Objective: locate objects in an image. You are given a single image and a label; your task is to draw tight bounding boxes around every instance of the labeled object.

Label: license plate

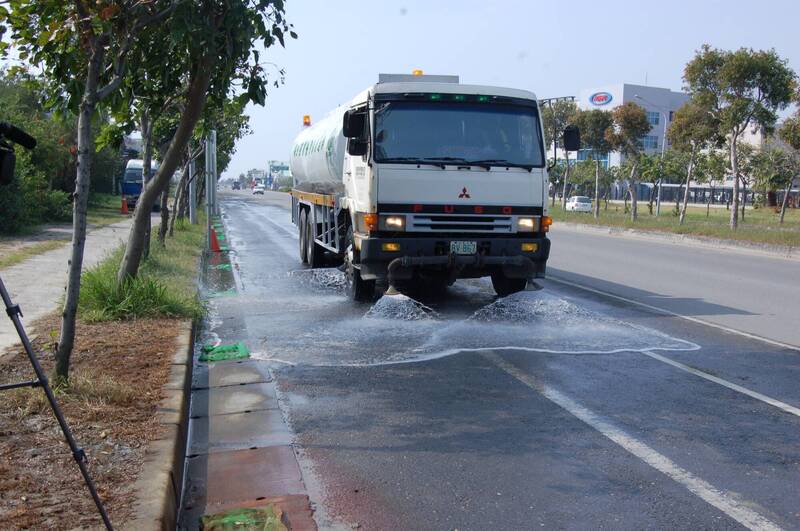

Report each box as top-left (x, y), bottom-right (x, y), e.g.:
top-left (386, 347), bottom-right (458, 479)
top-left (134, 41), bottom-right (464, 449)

top-left (450, 240), bottom-right (477, 255)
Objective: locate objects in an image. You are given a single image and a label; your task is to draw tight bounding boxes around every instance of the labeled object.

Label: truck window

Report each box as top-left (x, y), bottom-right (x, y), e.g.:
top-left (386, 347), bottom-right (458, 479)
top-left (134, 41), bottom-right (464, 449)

top-left (373, 101), bottom-right (545, 167)
top-left (124, 169), bottom-right (143, 183)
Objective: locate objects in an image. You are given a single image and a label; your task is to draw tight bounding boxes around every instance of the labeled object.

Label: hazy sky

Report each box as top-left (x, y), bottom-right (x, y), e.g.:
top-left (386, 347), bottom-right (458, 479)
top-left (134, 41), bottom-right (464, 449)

top-left (224, 0), bottom-right (800, 178)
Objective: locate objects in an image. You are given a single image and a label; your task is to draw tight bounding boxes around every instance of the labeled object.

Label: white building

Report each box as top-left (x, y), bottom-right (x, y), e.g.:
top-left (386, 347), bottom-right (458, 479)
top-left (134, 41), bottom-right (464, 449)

top-left (573, 83), bottom-right (689, 167)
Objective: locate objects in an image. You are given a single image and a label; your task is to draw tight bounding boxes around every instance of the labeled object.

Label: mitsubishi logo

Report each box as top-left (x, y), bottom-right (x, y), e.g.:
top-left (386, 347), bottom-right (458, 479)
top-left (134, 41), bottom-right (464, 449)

top-left (458, 187), bottom-right (471, 199)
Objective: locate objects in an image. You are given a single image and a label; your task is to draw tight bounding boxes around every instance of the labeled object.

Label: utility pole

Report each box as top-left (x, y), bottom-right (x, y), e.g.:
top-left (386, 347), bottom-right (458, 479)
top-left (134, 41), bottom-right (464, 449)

top-left (188, 156), bottom-right (197, 224)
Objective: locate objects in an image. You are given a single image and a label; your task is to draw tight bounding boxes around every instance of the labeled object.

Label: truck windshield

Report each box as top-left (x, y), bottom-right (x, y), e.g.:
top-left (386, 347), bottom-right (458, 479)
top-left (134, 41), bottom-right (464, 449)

top-left (124, 169), bottom-right (143, 183)
top-left (373, 101), bottom-right (545, 168)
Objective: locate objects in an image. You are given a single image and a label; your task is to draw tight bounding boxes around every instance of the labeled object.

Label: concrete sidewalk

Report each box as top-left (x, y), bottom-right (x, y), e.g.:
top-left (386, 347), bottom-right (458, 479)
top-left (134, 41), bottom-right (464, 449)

top-left (0, 218), bottom-right (134, 354)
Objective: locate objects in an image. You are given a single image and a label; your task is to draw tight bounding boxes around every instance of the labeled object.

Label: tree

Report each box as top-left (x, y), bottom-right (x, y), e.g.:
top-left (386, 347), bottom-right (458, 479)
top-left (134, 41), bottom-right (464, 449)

top-left (1, 0), bottom-right (176, 381)
top-left (570, 109), bottom-right (613, 218)
top-left (751, 147), bottom-right (797, 224)
top-left (116, 0), bottom-right (295, 284)
top-left (541, 100), bottom-right (577, 205)
top-left (683, 45), bottom-right (796, 230)
top-left (668, 101), bottom-right (721, 224)
top-left (778, 113), bottom-right (800, 223)
top-left (606, 102), bottom-right (651, 221)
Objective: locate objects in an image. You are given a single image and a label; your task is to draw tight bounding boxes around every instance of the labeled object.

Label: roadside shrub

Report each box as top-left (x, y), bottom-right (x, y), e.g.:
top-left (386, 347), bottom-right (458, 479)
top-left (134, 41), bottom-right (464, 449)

top-left (79, 246), bottom-right (202, 321)
top-left (39, 189), bottom-right (72, 221)
top-left (0, 177), bottom-right (26, 233)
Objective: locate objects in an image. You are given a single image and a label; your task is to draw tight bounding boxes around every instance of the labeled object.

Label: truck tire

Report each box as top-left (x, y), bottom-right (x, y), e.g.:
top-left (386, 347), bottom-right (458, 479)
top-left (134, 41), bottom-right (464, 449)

top-left (491, 273), bottom-right (527, 297)
top-left (298, 208), bottom-right (309, 264)
top-left (306, 214), bottom-right (324, 268)
top-left (344, 226), bottom-right (375, 302)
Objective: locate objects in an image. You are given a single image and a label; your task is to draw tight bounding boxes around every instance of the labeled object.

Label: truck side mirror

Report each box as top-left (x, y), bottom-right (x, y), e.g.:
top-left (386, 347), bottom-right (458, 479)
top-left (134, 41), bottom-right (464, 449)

top-left (563, 125), bottom-right (581, 152)
top-left (343, 110), bottom-right (366, 138)
top-left (347, 139), bottom-right (367, 157)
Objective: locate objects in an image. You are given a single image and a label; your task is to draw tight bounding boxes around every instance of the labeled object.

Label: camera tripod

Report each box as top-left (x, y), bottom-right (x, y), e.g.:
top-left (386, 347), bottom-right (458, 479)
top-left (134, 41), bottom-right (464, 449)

top-left (0, 275), bottom-right (113, 529)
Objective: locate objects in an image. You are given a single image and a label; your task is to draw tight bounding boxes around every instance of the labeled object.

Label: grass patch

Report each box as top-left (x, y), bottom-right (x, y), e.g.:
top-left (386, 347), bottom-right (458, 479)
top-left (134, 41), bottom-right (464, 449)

top-left (78, 216), bottom-right (205, 321)
top-left (550, 202), bottom-right (800, 248)
top-left (87, 193), bottom-right (127, 226)
top-left (0, 240), bottom-right (66, 269)
top-left (7, 370), bottom-right (137, 419)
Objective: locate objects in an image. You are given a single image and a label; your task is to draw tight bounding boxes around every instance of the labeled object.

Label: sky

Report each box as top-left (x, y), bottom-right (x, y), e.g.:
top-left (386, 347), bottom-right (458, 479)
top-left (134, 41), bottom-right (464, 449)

top-left (223, 0), bottom-right (800, 179)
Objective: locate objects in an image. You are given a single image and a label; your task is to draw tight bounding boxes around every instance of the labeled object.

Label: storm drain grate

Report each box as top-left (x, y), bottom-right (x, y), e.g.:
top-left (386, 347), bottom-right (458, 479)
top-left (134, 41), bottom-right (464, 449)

top-left (199, 342), bottom-right (250, 362)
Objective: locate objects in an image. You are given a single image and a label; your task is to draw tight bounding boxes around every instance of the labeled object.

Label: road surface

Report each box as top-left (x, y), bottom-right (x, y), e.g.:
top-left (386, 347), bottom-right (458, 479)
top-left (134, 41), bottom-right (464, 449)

top-left (200, 190), bottom-right (800, 530)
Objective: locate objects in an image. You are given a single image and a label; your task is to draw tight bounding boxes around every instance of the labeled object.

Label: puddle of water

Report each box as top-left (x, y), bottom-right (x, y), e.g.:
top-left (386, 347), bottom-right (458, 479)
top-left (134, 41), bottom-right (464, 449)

top-left (246, 289), bottom-right (698, 368)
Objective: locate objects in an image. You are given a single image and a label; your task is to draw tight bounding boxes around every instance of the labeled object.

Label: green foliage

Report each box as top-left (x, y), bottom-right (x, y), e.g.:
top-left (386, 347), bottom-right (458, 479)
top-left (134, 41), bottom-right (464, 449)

top-left (0, 176), bottom-right (26, 233)
top-left (540, 100), bottom-right (577, 151)
top-left (668, 100), bottom-right (722, 153)
top-left (779, 113), bottom-right (800, 151)
top-left (570, 109), bottom-right (613, 155)
top-left (684, 45), bottom-right (796, 137)
top-left (750, 147), bottom-right (797, 191)
top-left (79, 220), bottom-right (205, 321)
top-left (606, 102), bottom-right (651, 158)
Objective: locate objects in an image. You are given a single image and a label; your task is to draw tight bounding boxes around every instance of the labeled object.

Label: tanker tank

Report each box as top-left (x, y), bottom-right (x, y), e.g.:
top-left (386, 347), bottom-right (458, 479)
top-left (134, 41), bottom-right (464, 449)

top-left (290, 106), bottom-right (347, 195)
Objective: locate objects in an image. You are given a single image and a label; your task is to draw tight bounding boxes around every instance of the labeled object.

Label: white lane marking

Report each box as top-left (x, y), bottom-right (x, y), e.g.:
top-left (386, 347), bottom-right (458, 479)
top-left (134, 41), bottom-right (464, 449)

top-left (548, 275), bottom-right (800, 418)
top-left (484, 352), bottom-right (783, 531)
top-left (643, 351), bottom-right (800, 418)
top-left (548, 275), bottom-right (800, 353)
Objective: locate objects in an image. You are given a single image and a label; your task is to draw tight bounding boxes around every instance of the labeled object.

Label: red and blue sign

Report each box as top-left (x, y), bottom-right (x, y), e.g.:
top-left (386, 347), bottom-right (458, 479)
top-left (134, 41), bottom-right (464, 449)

top-left (589, 92), bottom-right (613, 106)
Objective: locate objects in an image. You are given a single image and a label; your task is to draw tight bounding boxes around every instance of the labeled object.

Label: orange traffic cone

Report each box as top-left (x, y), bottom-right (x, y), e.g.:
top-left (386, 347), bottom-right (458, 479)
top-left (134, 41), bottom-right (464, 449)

top-left (120, 195), bottom-right (129, 214)
top-left (210, 227), bottom-right (222, 252)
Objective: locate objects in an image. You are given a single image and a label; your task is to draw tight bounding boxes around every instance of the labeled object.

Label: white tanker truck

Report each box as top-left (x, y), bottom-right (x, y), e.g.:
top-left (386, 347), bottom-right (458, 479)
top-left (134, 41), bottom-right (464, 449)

top-left (290, 73), bottom-right (579, 301)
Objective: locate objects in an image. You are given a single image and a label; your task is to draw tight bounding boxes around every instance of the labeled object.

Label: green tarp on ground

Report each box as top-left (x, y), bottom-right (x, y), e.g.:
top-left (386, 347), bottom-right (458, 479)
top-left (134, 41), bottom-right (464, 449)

top-left (200, 505), bottom-right (287, 530)
top-left (199, 342), bottom-right (250, 362)
top-left (207, 288), bottom-right (236, 297)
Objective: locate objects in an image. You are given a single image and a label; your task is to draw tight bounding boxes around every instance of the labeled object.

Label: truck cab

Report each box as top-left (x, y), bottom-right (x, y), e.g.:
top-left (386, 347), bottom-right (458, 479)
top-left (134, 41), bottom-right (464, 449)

top-left (291, 73), bottom-right (578, 301)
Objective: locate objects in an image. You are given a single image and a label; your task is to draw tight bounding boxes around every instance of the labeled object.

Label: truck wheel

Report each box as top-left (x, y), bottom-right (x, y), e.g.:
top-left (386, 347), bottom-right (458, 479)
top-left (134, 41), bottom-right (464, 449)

top-left (298, 209), bottom-right (309, 264)
top-left (491, 273), bottom-right (528, 297)
top-left (306, 215), bottom-right (324, 268)
top-left (344, 226), bottom-right (375, 302)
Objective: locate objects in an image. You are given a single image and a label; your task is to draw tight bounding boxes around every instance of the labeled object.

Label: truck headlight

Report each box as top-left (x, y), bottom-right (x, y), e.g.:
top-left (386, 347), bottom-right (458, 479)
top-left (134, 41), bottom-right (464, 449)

top-left (379, 215), bottom-right (405, 231)
top-left (517, 217), bottom-right (538, 232)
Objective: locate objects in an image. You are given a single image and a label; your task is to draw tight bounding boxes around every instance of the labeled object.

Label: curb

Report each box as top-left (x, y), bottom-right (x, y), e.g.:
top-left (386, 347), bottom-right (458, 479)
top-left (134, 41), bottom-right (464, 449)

top-left (126, 320), bottom-right (194, 530)
top-left (553, 220), bottom-right (799, 261)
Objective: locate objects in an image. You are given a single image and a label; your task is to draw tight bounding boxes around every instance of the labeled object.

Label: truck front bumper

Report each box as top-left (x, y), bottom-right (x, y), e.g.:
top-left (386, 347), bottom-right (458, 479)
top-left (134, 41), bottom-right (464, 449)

top-left (358, 235), bottom-right (550, 281)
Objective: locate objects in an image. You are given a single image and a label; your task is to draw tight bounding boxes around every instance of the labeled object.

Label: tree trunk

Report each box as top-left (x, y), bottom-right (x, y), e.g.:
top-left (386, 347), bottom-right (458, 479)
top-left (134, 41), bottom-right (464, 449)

top-left (117, 54), bottom-right (215, 284)
top-left (561, 152), bottom-right (570, 210)
top-left (740, 178), bottom-right (747, 221)
top-left (679, 149), bottom-right (695, 225)
top-left (54, 46), bottom-right (104, 381)
top-left (779, 179), bottom-right (792, 224)
top-left (729, 135), bottom-right (740, 229)
top-left (593, 159), bottom-right (600, 219)
top-left (629, 162), bottom-right (639, 222)
top-left (158, 185), bottom-right (169, 246)
top-left (169, 164), bottom-right (188, 237)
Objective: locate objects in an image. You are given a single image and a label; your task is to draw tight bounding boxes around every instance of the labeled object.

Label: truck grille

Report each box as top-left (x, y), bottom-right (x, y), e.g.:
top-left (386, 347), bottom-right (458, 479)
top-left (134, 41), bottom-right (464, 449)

top-left (408, 214), bottom-right (514, 233)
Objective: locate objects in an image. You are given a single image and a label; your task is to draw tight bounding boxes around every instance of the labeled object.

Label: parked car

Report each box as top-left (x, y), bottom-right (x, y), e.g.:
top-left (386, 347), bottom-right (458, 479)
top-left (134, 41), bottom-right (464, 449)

top-left (566, 196), bottom-right (592, 212)
top-left (253, 184), bottom-right (266, 195)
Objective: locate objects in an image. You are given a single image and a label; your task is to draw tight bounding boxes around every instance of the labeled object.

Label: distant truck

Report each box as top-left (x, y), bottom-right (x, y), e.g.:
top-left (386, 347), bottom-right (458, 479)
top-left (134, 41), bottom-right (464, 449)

top-left (289, 73), bottom-right (579, 301)
top-left (122, 159), bottom-right (160, 209)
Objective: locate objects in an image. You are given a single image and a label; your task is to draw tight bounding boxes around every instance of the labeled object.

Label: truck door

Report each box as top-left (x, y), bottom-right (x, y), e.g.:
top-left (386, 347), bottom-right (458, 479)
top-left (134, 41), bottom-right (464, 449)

top-left (343, 105), bottom-right (372, 213)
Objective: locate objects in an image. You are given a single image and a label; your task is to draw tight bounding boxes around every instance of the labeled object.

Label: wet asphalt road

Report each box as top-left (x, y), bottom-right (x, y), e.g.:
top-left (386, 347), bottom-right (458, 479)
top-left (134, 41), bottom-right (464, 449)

top-left (207, 191), bottom-right (800, 531)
